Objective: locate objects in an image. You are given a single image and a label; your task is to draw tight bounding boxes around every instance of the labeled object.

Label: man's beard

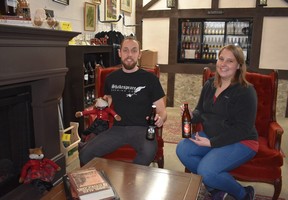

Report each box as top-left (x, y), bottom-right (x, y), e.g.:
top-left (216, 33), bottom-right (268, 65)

top-left (121, 58), bottom-right (138, 70)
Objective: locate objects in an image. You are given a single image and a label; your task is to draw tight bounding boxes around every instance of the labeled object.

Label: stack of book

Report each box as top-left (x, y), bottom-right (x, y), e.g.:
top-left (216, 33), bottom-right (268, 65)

top-left (63, 167), bottom-right (119, 200)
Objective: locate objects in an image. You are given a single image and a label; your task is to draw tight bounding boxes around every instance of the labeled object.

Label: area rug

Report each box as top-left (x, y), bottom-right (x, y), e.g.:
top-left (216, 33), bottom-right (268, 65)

top-left (163, 107), bottom-right (182, 144)
top-left (197, 184), bottom-right (285, 200)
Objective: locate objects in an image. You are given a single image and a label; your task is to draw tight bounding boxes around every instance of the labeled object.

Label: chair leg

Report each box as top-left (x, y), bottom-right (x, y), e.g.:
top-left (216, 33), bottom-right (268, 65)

top-left (272, 177), bottom-right (282, 200)
top-left (157, 157), bottom-right (164, 168)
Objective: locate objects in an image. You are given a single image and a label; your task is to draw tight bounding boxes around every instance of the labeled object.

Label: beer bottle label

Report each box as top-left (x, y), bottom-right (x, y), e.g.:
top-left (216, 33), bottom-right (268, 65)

top-left (182, 121), bottom-right (191, 138)
top-left (146, 125), bottom-right (156, 140)
top-left (183, 122), bottom-right (191, 133)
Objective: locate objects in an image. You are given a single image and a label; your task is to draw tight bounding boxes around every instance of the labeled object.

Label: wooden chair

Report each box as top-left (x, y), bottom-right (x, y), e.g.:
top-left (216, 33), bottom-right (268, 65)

top-left (85, 65), bottom-right (164, 168)
top-left (191, 67), bottom-right (284, 200)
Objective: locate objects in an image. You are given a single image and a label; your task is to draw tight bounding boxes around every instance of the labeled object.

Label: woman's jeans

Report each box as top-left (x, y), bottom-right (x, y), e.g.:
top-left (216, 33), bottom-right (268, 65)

top-left (176, 131), bottom-right (256, 200)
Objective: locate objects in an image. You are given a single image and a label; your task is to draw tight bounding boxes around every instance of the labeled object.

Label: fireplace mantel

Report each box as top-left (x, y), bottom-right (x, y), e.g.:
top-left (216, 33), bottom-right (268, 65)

top-left (0, 24), bottom-right (79, 86)
top-left (0, 24), bottom-right (79, 199)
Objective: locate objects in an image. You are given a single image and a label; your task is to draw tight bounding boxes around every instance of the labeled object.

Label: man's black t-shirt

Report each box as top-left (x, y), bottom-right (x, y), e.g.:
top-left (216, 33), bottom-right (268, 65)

top-left (104, 68), bottom-right (165, 126)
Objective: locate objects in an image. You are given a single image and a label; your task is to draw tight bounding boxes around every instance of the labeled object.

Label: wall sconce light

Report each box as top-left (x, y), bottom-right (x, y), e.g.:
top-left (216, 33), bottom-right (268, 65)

top-left (167, 0), bottom-right (176, 8)
top-left (259, 0), bottom-right (267, 6)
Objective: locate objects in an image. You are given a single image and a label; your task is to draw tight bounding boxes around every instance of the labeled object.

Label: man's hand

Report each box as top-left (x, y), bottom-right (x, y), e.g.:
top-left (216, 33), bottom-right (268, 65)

top-left (154, 114), bottom-right (164, 127)
top-left (146, 114), bottom-right (164, 127)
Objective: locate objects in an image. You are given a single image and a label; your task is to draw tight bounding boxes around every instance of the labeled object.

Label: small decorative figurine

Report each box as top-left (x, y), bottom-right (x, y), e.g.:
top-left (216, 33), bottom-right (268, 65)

top-left (75, 97), bottom-right (121, 142)
top-left (19, 147), bottom-right (61, 193)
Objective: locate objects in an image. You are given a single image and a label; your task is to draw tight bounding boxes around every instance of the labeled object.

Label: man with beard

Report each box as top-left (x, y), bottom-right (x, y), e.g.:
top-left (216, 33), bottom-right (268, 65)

top-left (79, 36), bottom-right (167, 166)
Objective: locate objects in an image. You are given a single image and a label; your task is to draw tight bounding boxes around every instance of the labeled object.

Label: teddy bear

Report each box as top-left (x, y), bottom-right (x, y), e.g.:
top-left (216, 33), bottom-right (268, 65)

top-left (19, 147), bottom-right (61, 193)
top-left (75, 97), bottom-right (121, 143)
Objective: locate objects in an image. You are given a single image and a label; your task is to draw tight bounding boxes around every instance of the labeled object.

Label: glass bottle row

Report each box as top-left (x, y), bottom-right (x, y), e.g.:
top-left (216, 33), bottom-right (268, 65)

top-left (181, 36), bottom-right (249, 51)
top-left (180, 48), bottom-right (216, 60)
top-left (181, 22), bottom-right (202, 36)
top-left (181, 21), bottom-right (250, 37)
top-left (83, 62), bottom-right (95, 86)
top-left (179, 20), bottom-right (251, 62)
top-left (226, 36), bottom-right (249, 49)
top-left (204, 22), bottom-right (225, 35)
top-left (226, 21), bottom-right (250, 35)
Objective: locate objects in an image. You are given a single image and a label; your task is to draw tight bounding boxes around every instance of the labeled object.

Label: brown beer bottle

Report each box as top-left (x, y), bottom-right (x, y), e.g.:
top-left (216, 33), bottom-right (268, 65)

top-left (182, 103), bottom-right (191, 138)
top-left (146, 105), bottom-right (156, 140)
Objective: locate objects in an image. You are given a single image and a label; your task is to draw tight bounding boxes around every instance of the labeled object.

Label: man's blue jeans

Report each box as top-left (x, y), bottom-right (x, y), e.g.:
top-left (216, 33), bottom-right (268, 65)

top-left (176, 131), bottom-right (256, 200)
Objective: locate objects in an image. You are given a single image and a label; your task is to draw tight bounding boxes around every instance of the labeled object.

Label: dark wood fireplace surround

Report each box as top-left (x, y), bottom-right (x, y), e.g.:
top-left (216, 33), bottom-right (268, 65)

top-left (0, 24), bottom-right (78, 199)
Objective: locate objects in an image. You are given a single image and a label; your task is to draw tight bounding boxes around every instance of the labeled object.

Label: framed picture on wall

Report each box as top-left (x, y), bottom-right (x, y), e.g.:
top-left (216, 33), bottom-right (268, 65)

top-left (105, 0), bottom-right (117, 21)
top-left (121, 0), bottom-right (132, 13)
top-left (92, 0), bottom-right (101, 4)
top-left (52, 0), bottom-right (69, 5)
top-left (84, 2), bottom-right (96, 31)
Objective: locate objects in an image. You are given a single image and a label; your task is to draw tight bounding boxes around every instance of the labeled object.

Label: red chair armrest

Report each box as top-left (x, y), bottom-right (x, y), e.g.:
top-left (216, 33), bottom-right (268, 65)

top-left (268, 122), bottom-right (284, 150)
top-left (157, 126), bottom-right (163, 137)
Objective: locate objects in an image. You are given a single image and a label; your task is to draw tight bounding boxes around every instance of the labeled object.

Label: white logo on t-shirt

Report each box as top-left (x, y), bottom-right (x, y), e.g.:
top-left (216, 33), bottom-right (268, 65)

top-left (126, 86), bottom-right (146, 97)
top-left (111, 84), bottom-right (146, 97)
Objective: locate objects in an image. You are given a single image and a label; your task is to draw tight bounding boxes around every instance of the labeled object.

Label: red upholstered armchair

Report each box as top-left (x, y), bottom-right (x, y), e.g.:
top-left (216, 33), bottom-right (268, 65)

top-left (85, 65), bottom-right (164, 168)
top-left (192, 67), bottom-right (284, 200)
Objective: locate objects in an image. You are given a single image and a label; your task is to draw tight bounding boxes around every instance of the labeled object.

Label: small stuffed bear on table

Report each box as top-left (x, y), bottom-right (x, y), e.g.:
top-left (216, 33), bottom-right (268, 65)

top-left (75, 97), bottom-right (121, 143)
top-left (19, 147), bottom-right (61, 194)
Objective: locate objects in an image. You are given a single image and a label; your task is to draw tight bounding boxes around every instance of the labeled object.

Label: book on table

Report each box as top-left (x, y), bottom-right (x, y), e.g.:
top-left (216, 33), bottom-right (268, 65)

top-left (67, 167), bottom-right (119, 200)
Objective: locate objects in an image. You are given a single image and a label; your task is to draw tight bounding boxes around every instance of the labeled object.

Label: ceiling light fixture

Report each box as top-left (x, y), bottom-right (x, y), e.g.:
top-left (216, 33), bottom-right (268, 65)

top-left (167, 0), bottom-right (176, 8)
top-left (259, 0), bottom-right (267, 6)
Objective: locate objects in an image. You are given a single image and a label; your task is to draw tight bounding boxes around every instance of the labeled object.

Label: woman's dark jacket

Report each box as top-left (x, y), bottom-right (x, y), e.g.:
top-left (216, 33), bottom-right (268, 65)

top-left (192, 77), bottom-right (258, 148)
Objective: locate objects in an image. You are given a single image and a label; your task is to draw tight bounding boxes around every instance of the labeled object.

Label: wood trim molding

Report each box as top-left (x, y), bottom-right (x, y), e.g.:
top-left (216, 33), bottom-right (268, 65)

top-left (211, 0), bottom-right (219, 10)
top-left (143, 0), bottom-right (160, 11)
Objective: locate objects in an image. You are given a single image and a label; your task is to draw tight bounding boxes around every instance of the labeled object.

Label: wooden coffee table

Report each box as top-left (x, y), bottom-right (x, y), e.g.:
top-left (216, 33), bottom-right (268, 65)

top-left (41, 157), bottom-right (202, 200)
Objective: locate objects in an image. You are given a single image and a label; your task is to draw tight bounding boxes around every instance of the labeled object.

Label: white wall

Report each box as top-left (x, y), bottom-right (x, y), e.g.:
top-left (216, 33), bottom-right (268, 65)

top-left (219, 0), bottom-right (255, 8)
top-left (260, 17), bottom-right (288, 70)
top-left (3, 0), bottom-right (288, 70)
top-left (27, 0), bottom-right (136, 35)
top-left (142, 0), bottom-right (288, 70)
top-left (142, 18), bottom-right (169, 64)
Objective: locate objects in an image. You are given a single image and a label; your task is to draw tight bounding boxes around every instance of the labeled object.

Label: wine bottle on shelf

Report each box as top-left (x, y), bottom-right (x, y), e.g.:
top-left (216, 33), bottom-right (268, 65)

top-left (195, 23), bottom-right (200, 35)
top-left (182, 41), bottom-right (186, 49)
top-left (185, 41), bottom-right (190, 49)
top-left (186, 25), bottom-right (190, 35)
top-left (212, 50), bottom-right (217, 60)
top-left (195, 48), bottom-right (200, 59)
top-left (99, 54), bottom-right (105, 67)
top-left (195, 42), bottom-right (199, 50)
top-left (91, 89), bottom-right (95, 102)
top-left (190, 23), bottom-right (194, 35)
top-left (87, 62), bottom-right (95, 84)
top-left (204, 23), bottom-right (208, 34)
top-left (83, 64), bottom-right (89, 85)
top-left (182, 22), bottom-right (186, 35)
top-left (85, 90), bottom-right (92, 106)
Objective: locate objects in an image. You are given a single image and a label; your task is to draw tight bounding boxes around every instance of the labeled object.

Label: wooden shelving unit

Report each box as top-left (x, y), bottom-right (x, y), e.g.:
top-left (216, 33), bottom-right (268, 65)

top-left (63, 45), bottom-right (113, 131)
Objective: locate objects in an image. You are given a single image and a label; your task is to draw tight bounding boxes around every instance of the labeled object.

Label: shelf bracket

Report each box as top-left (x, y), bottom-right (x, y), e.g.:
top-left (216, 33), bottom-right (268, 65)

top-left (97, 6), bottom-right (122, 24)
top-left (122, 12), bottom-right (141, 27)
